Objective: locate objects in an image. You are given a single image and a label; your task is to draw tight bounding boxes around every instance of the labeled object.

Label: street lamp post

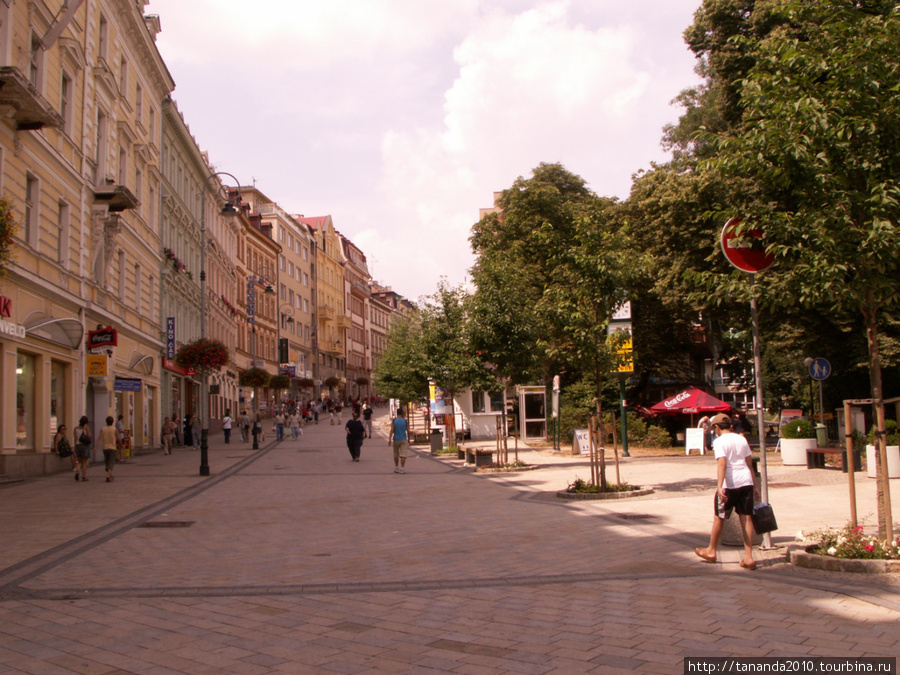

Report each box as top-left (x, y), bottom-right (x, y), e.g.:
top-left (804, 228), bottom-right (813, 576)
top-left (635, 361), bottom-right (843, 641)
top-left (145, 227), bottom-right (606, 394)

top-left (199, 171), bottom-right (241, 477)
top-left (248, 266), bottom-right (275, 449)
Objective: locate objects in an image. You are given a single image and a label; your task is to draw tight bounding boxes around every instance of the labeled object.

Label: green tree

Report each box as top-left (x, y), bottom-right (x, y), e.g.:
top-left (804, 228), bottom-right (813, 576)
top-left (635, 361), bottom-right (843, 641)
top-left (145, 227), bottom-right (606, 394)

top-left (419, 281), bottom-right (498, 448)
top-left (372, 317), bottom-right (430, 406)
top-left (707, 0), bottom-right (900, 536)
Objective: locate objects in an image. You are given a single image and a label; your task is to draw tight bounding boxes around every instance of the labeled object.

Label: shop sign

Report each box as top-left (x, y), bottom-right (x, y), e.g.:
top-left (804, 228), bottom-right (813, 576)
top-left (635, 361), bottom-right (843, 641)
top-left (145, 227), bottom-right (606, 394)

top-left (88, 326), bottom-right (117, 349)
top-left (114, 377), bottom-right (142, 392)
top-left (281, 366), bottom-right (296, 377)
top-left (0, 296), bottom-right (11, 317)
top-left (0, 318), bottom-right (25, 338)
top-left (166, 317), bottom-right (176, 359)
top-left (87, 354), bottom-right (108, 377)
top-left (162, 358), bottom-right (194, 376)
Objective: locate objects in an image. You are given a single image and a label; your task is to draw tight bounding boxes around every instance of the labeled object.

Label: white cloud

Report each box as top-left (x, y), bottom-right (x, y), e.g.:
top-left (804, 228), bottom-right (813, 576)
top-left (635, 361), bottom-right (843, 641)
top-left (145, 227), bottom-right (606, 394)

top-left (145, 0), bottom-right (703, 301)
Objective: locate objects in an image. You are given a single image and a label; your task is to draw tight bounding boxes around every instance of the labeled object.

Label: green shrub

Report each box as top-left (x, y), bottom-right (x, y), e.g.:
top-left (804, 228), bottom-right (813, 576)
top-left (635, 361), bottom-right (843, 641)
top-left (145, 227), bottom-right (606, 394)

top-left (643, 426), bottom-right (672, 448)
top-left (867, 419), bottom-right (899, 446)
top-left (781, 419), bottom-right (815, 439)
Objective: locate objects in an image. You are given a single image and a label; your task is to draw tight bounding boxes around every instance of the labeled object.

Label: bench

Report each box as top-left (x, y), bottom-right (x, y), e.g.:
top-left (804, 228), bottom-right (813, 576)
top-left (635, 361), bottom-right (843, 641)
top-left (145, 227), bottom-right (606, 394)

top-left (806, 447), bottom-right (862, 473)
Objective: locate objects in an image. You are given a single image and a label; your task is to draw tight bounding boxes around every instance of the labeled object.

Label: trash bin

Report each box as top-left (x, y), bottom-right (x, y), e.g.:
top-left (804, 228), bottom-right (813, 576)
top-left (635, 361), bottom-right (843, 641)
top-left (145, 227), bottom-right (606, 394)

top-left (430, 428), bottom-right (443, 452)
top-left (815, 423), bottom-right (827, 447)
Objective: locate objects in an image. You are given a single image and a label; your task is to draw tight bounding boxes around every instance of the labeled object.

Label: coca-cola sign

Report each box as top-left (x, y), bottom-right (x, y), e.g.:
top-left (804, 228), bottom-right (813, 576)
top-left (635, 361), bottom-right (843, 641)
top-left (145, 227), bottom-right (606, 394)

top-left (88, 327), bottom-right (118, 349)
top-left (664, 391), bottom-right (691, 408)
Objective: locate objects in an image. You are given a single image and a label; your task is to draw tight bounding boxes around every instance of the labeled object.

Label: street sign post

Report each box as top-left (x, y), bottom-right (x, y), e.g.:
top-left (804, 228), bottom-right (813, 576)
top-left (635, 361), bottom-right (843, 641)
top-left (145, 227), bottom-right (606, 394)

top-left (721, 216), bottom-right (774, 547)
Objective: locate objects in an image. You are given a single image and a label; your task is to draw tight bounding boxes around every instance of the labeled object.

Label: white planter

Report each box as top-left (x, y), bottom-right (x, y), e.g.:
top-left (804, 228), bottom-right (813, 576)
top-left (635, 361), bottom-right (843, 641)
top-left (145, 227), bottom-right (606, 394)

top-left (780, 438), bottom-right (817, 466)
top-left (865, 444), bottom-right (900, 479)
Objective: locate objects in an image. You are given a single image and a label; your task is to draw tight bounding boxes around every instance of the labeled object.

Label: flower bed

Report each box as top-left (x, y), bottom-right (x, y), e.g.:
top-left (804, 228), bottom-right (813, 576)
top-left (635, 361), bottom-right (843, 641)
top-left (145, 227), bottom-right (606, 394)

top-left (791, 524), bottom-right (900, 574)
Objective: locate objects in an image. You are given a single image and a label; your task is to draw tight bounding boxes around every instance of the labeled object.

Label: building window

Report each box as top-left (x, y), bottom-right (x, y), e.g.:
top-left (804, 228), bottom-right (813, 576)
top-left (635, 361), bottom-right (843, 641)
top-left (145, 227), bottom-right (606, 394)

top-left (489, 391), bottom-right (504, 413)
top-left (119, 57), bottom-right (128, 98)
top-left (95, 111), bottom-right (108, 184)
top-left (24, 174), bottom-right (38, 248)
top-left (118, 146), bottom-right (127, 185)
top-left (135, 84), bottom-right (143, 125)
top-left (50, 361), bottom-right (67, 436)
top-left (472, 391), bottom-right (485, 414)
top-left (16, 353), bottom-right (35, 449)
top-left (98, 16), bottom-right (108, 61)
top-left (118, 250), bottom-right (126, 301)
top-left (134, 263), bottom-right (142, 314)
top-left (29, 34), bottom-right (43, 90)
top-left (60, 72), bottom-right (73, 134)
top-left (57, 201), bottom-right (70, 265)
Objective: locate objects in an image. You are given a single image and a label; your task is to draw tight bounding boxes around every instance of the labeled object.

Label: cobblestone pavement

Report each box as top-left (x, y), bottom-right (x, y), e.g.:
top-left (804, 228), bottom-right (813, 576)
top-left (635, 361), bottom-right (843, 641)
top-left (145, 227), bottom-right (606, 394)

top-left (1, 413), bottom-right (898, 674)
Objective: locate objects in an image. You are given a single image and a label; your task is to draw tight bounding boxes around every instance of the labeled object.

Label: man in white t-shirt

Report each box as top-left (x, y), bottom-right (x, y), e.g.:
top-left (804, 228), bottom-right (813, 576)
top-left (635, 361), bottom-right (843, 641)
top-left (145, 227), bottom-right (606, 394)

top-left (694, 413), bottom-right (760, 570)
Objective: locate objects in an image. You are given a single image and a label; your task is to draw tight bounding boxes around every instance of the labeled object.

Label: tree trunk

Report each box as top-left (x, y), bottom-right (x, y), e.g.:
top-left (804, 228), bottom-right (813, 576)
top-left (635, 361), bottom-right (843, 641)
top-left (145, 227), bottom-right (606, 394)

top-left (862, 299), bottom-right (893, 539)
top-left (596, 360), bottom-right (606, 491)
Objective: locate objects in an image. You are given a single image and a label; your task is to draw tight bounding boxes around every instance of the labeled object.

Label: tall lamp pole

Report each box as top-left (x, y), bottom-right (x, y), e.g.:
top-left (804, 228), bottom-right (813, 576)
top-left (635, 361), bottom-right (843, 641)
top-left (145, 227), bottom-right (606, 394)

top-left (199, 171), bottom-right (241, 477)
top-left (248, 265), bottom-right (275, 449)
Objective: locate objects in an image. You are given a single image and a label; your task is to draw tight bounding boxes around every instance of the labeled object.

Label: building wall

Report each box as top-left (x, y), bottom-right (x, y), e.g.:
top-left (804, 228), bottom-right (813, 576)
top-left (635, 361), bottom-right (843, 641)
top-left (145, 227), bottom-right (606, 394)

top-left (0, 0), bottom-right (174, 477)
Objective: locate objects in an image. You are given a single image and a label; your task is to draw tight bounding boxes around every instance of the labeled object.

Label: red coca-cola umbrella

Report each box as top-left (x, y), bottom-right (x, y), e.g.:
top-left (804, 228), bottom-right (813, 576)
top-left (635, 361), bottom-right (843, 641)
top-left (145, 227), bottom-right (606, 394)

top-left (649, 387), bottom-right (731, 416)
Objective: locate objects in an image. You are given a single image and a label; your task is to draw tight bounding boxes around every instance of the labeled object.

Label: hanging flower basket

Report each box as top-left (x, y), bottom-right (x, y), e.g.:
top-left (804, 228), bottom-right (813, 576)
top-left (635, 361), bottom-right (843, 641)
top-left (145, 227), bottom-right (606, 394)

top-left (269, 374), bottom-right (291, 390)
top-left (355, 376), bottom-right (369, 385)
top-left (174, 338), bottom-right (229, 373)
top-left (239, 367), bottom-right (270, 388)
top-left (324, 376), bottom-right (341, 388)
top-left (296, 377), bottom-right (315, 388)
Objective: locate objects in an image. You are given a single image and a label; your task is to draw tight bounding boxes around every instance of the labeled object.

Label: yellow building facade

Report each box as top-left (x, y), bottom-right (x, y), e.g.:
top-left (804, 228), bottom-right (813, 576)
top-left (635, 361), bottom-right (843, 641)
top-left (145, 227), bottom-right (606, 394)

top-left (0, 0), bottom-right (173, 477)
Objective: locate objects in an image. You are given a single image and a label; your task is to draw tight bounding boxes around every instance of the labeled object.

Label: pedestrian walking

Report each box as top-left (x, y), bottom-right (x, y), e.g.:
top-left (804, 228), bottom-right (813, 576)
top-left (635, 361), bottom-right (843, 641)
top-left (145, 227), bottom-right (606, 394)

top-left (222, 410), bottom-right (233, 443)
top-left (313, 402), bottom-right (320, 424)
top-left (345, 410), bottom-right (365, 462)
top-left (694, 413), bottom-right (760, 570)
top-left (289, 411), bottom-right (302, 440)
top-left (54, 424), bottom-right (76, 477)
top-left (274, 410), bottom-right (285, 441)
top-left (74, 416), bottom-right (92, 481)
top-left (183, 414), bottom-right (193, 446)
top-left (363, 404), bottom-right (373, 439)
top-left (115, 414), bottom-right (126, 463)
top-left (191, 413), bottom-right (202, 447)
top-left (388, 408), bottom-right (409, 474)
top-left (239, 410), bottom-right (250, 443)
top-left (95, 416), bottom-right (118, 483)
top-left (161, 417), bottom-right (175, 455)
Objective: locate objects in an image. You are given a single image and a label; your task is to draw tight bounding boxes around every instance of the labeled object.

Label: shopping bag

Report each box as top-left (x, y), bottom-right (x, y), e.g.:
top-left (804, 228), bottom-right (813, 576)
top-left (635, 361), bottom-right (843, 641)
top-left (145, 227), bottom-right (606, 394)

top-left (751, 503), bottom-right (778, 534)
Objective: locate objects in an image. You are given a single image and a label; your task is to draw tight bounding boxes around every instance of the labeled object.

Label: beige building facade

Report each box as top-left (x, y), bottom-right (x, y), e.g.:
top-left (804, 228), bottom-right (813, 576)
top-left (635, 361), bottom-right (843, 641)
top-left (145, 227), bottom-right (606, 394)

top-left (0, 0), bottom-right (173, 477)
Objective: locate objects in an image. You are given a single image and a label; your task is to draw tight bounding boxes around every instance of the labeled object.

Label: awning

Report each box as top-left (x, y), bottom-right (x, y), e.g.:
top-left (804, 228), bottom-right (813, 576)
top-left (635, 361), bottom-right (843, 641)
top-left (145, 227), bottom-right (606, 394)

top-left (649, 387), bottom-right (731, 415)
top-left (129, 353), bottom-right (154, 376)
top-left (22, 314), bottom-right (83, 349)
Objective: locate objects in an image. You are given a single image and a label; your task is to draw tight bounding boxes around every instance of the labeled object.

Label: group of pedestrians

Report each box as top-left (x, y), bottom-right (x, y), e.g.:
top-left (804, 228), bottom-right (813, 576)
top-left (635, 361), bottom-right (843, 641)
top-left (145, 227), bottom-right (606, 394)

top-left (52, 414), bottom-right (126, 483)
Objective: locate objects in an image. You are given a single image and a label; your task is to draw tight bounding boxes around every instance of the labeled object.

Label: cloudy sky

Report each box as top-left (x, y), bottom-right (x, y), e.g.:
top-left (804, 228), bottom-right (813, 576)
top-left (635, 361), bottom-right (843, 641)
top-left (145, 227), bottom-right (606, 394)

top-left (145, 0), bottom-right (704, 301)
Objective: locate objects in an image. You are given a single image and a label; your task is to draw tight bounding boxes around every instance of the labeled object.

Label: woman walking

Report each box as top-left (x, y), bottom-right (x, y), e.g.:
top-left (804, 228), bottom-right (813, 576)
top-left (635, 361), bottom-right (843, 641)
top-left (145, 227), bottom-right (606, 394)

top-left (74, 416), bottom-right (92, 481)
top-left (95, 416), bottom-right (119, 483)
top-left (54, 424), bottom-right (76, 478)
top-left (162, 417), bottom-right (176, 454)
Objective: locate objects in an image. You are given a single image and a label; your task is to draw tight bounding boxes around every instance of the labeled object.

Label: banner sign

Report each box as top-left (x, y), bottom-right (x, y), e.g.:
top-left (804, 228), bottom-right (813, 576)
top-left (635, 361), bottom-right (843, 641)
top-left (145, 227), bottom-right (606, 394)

top-left (114, 377), bottom-right (142, 392)
top-left (166, 317), bottom-right (176, 359)
top-left (88, 326), bottom-right (117, 349)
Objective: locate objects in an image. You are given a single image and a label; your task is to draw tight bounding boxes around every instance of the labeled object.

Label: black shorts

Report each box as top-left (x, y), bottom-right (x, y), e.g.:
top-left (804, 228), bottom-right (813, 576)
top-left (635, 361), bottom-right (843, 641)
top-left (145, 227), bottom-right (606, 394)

top-left (714, 484), bottom-right (754, 519)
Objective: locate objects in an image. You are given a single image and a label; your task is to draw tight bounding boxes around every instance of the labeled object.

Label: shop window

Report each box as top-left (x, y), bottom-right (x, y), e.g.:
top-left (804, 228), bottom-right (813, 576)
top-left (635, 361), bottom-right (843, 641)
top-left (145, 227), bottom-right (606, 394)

top-left (472, 390), bottom-right (485, 413)
top-left (16, 353), bottom-right (35, 450)
top-left (50, 361), bottom-right (66, 436)
top-left (489, 391), bottom-right (504, 413)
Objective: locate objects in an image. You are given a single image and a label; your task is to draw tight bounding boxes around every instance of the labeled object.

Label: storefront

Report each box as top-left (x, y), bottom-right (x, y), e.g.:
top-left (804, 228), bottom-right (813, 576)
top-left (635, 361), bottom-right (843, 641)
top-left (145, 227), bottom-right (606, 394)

top-left (1, 293), bottom-right (83, 479)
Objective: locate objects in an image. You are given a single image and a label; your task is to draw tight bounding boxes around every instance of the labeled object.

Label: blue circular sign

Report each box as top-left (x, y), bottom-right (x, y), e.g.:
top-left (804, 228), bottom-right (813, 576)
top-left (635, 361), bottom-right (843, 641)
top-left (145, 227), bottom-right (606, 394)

top-left (808, 358), bottom-right (832, 381)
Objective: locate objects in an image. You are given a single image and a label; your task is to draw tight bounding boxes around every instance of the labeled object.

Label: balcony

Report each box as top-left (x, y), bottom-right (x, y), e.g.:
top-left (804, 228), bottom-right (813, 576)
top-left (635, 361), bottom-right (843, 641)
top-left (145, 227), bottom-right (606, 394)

top-left (0, 67), bottom-right (64, 130)
top-left (318, 306), bottom-right (335, 321)
top-left (337, 315), bottom-right (351, 330)
top-left (350, 279), bottom-right (370, 298)
top-left (93, 182), bottom-right (139, 212)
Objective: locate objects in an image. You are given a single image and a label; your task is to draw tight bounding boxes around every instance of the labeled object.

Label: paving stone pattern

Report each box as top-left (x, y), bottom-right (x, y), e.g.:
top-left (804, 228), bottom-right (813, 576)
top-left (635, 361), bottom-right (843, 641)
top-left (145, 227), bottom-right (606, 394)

top-left (1, 412), bottom-right (899, 674)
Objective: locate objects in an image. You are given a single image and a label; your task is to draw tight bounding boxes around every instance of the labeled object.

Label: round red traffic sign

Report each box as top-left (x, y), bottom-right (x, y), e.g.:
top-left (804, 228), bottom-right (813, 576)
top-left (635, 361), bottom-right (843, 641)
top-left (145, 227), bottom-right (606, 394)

top-left (720, 217), bottom-right (774, 273)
